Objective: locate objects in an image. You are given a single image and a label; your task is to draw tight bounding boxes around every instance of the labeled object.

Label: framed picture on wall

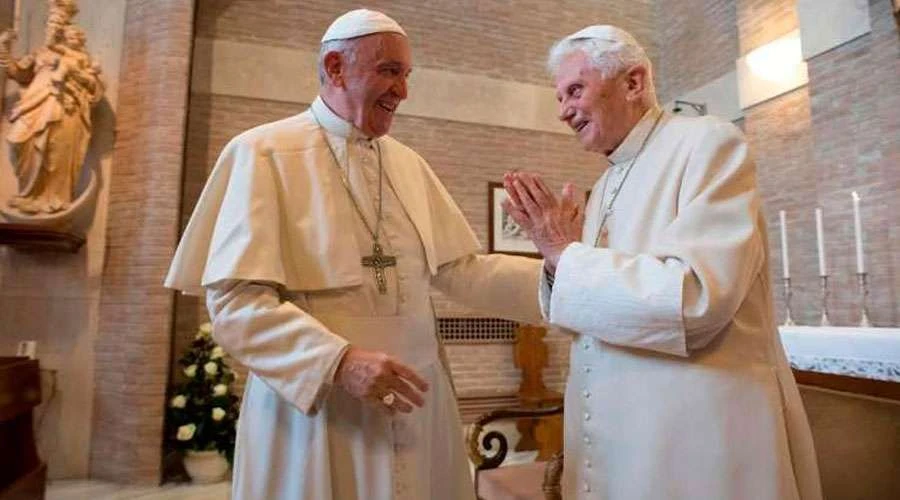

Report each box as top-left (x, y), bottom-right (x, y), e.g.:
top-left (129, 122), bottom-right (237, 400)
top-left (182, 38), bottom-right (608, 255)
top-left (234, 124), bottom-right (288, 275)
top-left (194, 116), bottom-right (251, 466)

top-left (487, 181), bottom-right (541, 258)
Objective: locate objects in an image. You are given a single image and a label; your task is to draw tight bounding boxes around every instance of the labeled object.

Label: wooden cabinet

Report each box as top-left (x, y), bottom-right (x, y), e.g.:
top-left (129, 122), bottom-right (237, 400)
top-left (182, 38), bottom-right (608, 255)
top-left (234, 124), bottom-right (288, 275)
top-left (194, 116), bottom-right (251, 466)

top-left (0, 357), bottom-right (45, 500)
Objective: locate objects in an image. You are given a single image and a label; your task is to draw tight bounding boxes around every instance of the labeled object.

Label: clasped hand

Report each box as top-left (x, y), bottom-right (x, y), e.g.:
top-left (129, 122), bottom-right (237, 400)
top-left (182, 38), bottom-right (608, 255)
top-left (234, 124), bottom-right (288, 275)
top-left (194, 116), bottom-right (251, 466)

top-left (335, 347), bottom-right (428, 414)
top-left (502, 172), bottom-right (584, 272)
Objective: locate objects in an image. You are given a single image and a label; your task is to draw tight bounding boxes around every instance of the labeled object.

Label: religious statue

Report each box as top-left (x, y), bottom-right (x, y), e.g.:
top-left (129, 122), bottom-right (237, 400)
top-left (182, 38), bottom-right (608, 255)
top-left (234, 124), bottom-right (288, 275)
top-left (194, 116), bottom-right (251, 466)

top-left (0, 0), bottom-right (103, 223)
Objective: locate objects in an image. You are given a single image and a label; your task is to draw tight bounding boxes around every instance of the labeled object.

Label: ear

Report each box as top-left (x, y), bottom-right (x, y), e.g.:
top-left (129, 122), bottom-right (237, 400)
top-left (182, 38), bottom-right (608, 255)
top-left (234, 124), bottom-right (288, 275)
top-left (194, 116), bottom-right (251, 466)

top-left (622, 65), bottom-right (648, 102)
top-left (322, 51), bottom-right (345, 87)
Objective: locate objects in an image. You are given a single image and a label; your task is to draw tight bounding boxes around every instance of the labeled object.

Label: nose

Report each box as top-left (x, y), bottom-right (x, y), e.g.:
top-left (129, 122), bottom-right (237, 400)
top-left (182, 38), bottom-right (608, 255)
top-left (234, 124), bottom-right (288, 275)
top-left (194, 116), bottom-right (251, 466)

top-left (558, 100), bottom-right (574, 122)
top-left (393, 76), bottom-right (408, 100)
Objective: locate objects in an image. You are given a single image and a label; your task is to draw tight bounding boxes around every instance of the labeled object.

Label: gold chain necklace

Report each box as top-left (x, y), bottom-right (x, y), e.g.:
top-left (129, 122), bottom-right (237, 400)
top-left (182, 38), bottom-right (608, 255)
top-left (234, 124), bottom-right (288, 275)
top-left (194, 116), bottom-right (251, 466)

top-left (593, 110), bottom-right (664, 247)
top-left (311, 108), bottom-right (396, 294)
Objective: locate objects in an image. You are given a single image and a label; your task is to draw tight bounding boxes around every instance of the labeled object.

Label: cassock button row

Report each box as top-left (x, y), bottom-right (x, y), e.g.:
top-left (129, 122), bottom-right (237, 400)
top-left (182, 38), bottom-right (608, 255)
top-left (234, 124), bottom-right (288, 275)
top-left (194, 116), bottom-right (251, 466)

top-left (585, 459), bottom-right (592, 469)
top-left (583, 482), bottom-right (591, 493)
top-left (583, 342), bottom-right (590, 350)
top-left (583, 435), bottom-right (591, 445)
top-left (583, 390), bottom-right (591, 398)
top-left (584, 412), bottom-right (590, 421)
top-left (584, 366), bottom-right (591, 374)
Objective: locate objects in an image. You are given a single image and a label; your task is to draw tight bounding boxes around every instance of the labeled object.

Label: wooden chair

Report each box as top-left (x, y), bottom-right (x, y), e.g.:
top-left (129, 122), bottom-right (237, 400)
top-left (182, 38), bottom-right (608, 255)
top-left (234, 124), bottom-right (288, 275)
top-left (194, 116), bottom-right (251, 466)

top-left (512, 325), bottom-right (562, 455)
top-left (467, 406), bottom-right (564, 500)
top-left (467, 324), bottom-right (565, 500)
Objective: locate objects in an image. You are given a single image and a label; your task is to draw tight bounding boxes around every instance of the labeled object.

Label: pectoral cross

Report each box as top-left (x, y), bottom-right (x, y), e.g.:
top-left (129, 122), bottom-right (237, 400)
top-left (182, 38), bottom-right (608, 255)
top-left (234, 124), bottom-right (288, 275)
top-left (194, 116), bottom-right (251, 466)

top-left (361, 242), bottom-right (396, 294)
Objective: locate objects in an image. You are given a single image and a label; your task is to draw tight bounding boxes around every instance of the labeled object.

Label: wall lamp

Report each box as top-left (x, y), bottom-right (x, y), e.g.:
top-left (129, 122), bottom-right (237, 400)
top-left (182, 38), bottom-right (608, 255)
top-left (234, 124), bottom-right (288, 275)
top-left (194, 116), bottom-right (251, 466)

top-left (672, 100), bottom-right (708, 115)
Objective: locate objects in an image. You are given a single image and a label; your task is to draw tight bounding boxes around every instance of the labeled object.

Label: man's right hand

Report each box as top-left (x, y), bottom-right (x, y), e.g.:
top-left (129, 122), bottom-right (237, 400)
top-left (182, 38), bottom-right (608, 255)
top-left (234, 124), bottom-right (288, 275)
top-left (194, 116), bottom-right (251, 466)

top-left (335, 346), bottom-right (429, 414)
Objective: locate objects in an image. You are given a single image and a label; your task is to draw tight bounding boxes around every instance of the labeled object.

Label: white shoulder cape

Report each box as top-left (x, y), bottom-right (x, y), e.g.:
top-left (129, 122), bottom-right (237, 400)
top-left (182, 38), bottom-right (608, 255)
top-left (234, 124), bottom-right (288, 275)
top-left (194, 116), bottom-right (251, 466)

top-left (165, 110), bottom-right (480, 296)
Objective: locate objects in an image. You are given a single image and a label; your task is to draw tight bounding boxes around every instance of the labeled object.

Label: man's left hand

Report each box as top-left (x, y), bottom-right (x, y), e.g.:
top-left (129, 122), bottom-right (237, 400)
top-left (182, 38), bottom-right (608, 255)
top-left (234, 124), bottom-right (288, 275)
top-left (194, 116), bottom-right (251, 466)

top-left (501, 172), bottom-right (583, 272)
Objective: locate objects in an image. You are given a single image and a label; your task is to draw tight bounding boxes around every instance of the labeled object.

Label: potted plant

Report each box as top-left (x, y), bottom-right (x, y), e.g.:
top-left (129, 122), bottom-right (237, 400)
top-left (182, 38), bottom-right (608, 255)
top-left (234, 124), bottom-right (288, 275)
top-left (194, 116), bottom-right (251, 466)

top-left (166, 322), bottom-right (240, 483)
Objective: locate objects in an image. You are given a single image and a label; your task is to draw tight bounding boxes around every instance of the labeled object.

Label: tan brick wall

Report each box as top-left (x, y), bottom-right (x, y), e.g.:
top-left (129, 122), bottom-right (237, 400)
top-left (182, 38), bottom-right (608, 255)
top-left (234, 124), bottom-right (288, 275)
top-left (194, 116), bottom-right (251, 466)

top-left (196, 0), bottom-right (658, 87)
top-left (91, 0), bottom-right (195, 484)
top-left (737, 0), bottom-right (799, 54)
top-left (655, 0), bottom-right (739, 102)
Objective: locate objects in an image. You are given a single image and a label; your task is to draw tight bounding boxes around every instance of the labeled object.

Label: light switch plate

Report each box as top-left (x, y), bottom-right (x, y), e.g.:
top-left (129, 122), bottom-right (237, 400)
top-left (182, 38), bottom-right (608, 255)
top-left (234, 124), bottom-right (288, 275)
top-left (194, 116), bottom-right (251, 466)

top-left (16, 340), bottom-right (37, 360)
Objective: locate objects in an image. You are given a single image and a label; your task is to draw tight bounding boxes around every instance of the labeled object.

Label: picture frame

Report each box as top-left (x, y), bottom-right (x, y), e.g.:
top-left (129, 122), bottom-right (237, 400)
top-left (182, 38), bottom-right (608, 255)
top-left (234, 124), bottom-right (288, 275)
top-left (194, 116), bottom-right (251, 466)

top-left (487, 181), bottom-right (542, 258)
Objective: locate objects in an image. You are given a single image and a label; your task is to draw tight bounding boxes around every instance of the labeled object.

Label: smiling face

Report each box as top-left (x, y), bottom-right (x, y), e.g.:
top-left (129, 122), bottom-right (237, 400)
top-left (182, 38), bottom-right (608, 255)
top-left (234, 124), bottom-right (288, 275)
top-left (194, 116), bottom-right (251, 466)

top-left (321, 32), bottom-right (412, 138)
top-left (554, 51), bottom-right (648, 155)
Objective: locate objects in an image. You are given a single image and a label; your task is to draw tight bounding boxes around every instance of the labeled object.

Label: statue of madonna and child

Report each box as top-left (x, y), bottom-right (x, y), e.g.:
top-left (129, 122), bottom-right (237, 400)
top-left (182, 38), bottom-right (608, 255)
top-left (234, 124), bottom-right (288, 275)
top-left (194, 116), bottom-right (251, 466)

top-left (0, 0), bottom-right (103, 229)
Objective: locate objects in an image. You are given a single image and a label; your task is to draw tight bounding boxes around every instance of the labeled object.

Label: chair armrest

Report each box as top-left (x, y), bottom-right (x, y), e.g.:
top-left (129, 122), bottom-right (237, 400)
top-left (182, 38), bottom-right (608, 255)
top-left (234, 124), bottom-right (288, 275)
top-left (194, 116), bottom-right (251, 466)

top-left (466, 405), bottom-right (563, 470)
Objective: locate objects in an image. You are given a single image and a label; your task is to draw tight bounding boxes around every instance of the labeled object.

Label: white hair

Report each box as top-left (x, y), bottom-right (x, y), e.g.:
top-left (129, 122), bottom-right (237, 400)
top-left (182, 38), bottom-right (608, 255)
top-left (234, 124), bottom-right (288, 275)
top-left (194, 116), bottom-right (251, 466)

top-left (318, 38), bottom-right (358, 85)
top-left (547, 25), bottom-right (657, 104)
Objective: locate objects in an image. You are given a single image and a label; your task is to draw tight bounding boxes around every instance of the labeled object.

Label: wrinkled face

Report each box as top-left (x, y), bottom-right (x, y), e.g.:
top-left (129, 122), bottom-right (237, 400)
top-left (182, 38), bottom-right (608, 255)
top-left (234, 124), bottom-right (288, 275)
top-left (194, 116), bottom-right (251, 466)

top-left (555, 51), bottom-right (633, 155)
top-left (335, 33), bottom-right (412, 138)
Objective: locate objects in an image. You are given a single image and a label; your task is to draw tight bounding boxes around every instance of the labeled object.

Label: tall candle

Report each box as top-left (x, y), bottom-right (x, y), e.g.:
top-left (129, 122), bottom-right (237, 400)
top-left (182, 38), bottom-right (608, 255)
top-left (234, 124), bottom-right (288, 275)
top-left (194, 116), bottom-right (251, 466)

top-left (815, 208), bottom-right (827, 276)
top-left (779, 210), bottom-right (790, 279)
top-left (852, 192), bottom-right (865, 274)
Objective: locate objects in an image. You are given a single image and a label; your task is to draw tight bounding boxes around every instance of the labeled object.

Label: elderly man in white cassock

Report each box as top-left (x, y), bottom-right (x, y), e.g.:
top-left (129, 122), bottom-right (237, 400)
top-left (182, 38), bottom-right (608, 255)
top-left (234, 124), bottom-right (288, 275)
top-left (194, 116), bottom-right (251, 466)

top-left (165, 9), bottom-right (543, 500)
top-left (503, 25), bottom-right (823, 500)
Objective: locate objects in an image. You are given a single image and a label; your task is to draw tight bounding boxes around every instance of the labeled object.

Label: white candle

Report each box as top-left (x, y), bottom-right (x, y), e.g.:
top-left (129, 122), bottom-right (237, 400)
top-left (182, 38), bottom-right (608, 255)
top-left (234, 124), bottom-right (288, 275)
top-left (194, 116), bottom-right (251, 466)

top-left (779, 210), bottom-right (790, 279)
top-left (852, 191), bottom-right (865, 274)
top-left (815, 208), bottom-right (827, 276)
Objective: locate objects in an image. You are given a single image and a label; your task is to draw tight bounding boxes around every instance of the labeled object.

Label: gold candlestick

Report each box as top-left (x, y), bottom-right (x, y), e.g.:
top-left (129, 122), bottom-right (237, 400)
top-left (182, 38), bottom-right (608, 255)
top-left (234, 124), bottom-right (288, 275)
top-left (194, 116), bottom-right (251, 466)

top-left (856, 272), bottom-right (872, 328)
top-left (819, 275), bottom-right (831, 327)
top-left (782, 277), bottom-right (795, 326)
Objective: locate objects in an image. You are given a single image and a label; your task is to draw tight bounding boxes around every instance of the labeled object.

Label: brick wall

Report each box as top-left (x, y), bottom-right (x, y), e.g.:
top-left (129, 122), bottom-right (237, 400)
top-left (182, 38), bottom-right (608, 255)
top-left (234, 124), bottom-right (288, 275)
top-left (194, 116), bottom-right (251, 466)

top-left (91, 0), bottom-right (194, 483)
top-left (654, 0), bottom-right (739, 103)
top-left (738, 0), bottom-right (799, 54)
top-left (195, 0), bottom-right (657, 87)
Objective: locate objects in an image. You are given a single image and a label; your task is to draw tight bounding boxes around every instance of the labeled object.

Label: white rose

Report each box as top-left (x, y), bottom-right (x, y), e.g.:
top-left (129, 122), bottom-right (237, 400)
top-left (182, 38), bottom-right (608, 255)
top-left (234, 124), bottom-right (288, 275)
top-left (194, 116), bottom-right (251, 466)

top-left (183, 364), bottom-right (197, 378)
top-left (170, 395), bottom-right (187, 408)
top-left (196, 322), bottom-right (213, 339)
top-left (210, 346), bottom-right (224, 360)
top-left (204, 361), bottom-right (218, 376)
top-left (176, 423), bottom-right (196, 441)
top-left (213, 384), bottom-right (227, 397)
top-left (211, 407), bottom-right (226, 421)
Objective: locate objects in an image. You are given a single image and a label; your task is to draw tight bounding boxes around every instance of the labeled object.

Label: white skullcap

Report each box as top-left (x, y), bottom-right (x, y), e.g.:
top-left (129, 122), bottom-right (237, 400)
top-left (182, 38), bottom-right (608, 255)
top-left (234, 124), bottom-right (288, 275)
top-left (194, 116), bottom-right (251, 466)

top-left (564, 25), bottom-right (640, 46)
top-left (321, 9), bottom-right (407, 42)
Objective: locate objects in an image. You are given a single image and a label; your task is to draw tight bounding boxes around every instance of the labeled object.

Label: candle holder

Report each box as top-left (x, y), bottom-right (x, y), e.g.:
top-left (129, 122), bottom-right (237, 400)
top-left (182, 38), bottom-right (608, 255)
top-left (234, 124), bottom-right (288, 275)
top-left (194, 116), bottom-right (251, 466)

top-left (856, 272), bottom-right (872, 328)
top-left (781, 277), bottom-right (795, 326)
top-left (818, 275), bottom-right (831, 327)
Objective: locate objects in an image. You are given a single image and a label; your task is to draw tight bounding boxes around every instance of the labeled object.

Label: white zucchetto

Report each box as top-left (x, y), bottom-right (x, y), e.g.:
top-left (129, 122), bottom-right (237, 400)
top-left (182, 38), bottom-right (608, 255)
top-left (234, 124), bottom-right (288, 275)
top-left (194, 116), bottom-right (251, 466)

top-left (321, 9), bottom-right (407, 42)
top-left (564, 24), bottom-right (639, 46)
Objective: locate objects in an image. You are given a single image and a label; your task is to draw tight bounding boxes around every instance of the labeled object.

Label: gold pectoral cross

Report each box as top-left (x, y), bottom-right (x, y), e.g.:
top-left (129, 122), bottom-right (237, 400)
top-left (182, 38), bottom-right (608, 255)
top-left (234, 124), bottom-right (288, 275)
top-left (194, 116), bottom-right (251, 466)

top-left (361, 242), bottom-right (397, 294)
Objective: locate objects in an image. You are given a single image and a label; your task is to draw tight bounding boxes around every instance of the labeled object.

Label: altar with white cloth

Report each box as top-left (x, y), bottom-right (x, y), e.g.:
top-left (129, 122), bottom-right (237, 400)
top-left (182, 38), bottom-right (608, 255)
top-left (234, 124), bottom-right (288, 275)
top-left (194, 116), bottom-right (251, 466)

top-left (780, 326), bottom-right (900, 382)
top-left (776, 326), bottom-right (900, 499)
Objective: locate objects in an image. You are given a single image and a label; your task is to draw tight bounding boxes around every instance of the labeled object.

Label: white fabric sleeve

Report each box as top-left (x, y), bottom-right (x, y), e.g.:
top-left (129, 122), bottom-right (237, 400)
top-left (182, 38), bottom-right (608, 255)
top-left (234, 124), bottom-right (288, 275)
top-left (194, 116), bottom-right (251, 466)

top-left (431, 254), bottom-right (543, 325)
top-left (205, 279), bottom-right (350, 415)
top-left (549, 122), bottom-right (763, 356)
top-left (538, 263), bottom-right (554, 320)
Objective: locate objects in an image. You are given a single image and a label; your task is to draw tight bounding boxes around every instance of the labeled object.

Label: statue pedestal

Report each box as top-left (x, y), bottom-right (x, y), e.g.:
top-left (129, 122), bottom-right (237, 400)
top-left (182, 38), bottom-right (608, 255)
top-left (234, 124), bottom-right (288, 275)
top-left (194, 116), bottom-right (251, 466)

top-left (0, 223), bottom-right (85, 252)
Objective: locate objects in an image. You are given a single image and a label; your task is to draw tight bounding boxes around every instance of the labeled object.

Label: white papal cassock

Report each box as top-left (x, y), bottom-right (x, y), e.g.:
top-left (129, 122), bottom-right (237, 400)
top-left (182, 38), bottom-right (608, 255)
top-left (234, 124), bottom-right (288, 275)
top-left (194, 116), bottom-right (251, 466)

top-left (541, 107), bottom-right (823, 500)
top-left (166, 97), bottom-right (542, 499)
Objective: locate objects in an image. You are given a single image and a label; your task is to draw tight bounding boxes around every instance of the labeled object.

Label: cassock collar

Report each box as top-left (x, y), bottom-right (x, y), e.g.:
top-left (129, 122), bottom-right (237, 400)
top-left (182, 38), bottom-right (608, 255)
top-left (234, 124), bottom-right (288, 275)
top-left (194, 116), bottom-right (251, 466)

top-left (606, 104), bottom-right (663, 166)
top-left (311, 96), bottom-right (378, 146)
